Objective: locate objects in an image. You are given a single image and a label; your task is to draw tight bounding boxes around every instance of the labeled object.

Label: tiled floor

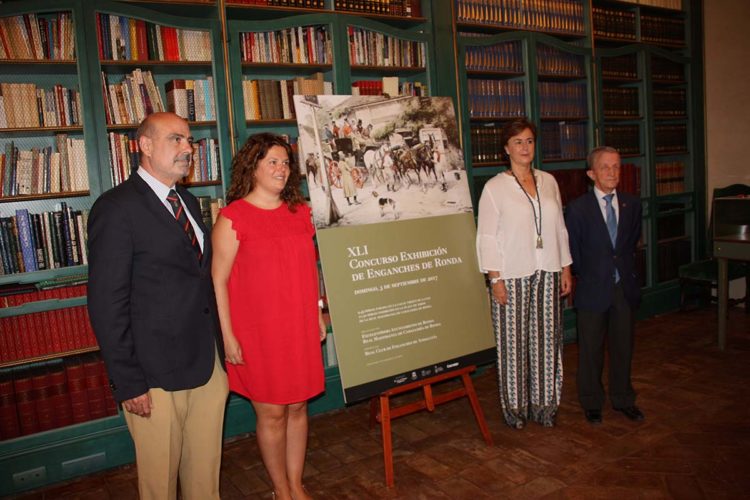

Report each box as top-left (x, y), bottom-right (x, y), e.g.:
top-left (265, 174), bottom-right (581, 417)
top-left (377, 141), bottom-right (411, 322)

top-left (13, 306), bottom-right (750, 499)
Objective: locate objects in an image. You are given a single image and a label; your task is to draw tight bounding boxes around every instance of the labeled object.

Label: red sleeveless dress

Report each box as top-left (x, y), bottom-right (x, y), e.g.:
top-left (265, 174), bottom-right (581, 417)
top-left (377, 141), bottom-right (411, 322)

top-left (221, 200), bottom-right (324, 404)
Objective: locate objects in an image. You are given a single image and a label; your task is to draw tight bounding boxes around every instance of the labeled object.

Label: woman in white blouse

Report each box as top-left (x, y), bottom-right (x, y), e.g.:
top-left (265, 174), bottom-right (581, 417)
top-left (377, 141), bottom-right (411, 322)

top-left (476, 118), bottom-right (572, 428)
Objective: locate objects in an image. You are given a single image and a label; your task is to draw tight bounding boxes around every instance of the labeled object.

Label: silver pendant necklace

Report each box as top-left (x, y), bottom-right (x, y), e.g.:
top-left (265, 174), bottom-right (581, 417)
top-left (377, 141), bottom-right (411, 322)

top-left (510, 169), bottom-right (543, 249)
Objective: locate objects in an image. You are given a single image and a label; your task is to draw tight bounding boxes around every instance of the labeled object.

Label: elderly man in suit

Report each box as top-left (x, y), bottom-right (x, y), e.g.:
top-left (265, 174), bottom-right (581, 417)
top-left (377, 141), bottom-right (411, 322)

top-left (565, 146), bottom-right (644, 425)
top-left (87, 112), bottom-right (228, 499)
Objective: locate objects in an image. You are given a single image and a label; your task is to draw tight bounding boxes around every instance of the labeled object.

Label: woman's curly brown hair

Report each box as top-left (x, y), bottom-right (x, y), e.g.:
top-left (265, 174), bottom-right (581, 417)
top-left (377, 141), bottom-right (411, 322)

top-left (225, 133), bottom-right (305, 210)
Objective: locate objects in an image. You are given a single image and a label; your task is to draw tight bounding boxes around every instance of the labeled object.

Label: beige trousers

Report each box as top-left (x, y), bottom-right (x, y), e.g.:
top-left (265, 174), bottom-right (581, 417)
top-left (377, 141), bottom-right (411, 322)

top-left (124, 353), bottom-right (228, 500)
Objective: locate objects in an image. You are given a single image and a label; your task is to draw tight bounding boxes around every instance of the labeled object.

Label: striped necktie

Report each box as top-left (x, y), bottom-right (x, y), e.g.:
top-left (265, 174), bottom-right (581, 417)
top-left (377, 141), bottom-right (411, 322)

top-left (166, 189), bottom-right (202, 261)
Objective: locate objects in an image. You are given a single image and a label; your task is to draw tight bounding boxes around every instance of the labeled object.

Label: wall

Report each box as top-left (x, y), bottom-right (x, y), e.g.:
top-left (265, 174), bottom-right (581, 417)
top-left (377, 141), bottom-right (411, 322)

top-left (703, 0), bottom-right (750, 298)
top-left (704, 0), bottom-right (750, 199)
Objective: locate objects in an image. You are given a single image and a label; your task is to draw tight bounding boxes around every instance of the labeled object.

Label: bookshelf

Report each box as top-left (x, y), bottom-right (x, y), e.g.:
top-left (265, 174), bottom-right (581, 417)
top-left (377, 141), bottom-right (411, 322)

top-left (592, 0), bottom-right (697, 295)
top-left (448, 0), bottom-right (702, 316)
top-left (455, 30), bottom-right (594, 217)
top-left (0, 0), bottom-right (705, 495)
top-left (0, 0), bottom-right (234, 496)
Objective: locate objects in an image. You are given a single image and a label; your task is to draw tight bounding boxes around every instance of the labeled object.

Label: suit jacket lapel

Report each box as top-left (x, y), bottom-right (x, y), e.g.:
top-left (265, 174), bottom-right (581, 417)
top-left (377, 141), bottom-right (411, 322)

top-left (616, 195), bottom-right (631, 251)
top-left (585, 191), bottom-right (613, 249)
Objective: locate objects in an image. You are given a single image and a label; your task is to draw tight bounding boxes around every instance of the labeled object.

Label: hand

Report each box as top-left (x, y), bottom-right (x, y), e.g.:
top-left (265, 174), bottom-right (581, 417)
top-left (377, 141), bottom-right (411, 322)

top-left (560, 266), bottom-right (572, 297)
top-left (123, 393), bottom-right (153, 417)
top-left (319, 312), bottom-right (328, 342)
top-left (491, 280), bottom-right (508, 305)
top-left (224, 335), bottom-right (244, 365)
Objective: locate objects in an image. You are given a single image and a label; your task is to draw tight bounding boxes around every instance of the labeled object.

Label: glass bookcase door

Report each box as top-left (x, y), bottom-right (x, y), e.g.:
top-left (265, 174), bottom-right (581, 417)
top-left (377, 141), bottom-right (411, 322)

top-left (456, 32), bottom-right (529, 203)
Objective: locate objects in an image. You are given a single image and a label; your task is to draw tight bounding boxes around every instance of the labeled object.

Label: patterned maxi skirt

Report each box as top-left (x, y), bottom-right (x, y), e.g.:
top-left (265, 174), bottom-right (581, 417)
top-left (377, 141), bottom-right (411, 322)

top-left (491, 269), bottom-right (563, 428)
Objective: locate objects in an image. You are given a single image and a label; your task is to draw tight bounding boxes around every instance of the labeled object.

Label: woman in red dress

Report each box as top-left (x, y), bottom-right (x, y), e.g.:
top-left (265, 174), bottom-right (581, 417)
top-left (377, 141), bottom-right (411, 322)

top-left (212, 133), bottom-right (326, 500)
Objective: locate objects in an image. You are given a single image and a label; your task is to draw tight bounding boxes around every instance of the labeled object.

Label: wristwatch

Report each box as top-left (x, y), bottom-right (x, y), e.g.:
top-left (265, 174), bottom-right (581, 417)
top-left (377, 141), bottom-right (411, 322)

top-left (489, 276), bottom-right (502, 285)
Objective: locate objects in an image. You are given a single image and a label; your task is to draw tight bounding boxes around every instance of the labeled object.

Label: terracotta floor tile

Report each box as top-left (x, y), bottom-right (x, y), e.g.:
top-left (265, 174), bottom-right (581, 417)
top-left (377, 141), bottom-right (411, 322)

top-left (11, 307), bottom-right (750, 499)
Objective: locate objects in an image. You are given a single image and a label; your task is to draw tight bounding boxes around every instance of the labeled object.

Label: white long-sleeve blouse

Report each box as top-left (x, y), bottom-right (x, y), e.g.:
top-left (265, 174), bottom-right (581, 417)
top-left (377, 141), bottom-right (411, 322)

top-left (476, 169), bottom-right (572, 279)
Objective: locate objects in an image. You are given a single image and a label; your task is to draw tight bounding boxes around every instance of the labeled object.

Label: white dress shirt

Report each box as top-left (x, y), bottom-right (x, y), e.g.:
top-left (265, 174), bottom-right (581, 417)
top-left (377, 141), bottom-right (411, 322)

top-left (137, 167), bottom-right (205, 252)
top-left (476, 170), bottom-right (573, 279)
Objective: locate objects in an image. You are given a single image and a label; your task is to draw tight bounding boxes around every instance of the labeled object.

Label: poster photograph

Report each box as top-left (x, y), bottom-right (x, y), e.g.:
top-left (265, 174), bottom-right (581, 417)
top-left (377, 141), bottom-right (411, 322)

top-left (293, 95), bottom-right (473, 229)
top-left (294, 95), bottom-right (495, 403)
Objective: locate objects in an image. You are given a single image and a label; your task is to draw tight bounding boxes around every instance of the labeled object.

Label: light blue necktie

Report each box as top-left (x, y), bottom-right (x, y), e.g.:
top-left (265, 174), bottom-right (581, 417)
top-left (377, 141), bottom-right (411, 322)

top-left (604, 193), bottom-right (620, 282)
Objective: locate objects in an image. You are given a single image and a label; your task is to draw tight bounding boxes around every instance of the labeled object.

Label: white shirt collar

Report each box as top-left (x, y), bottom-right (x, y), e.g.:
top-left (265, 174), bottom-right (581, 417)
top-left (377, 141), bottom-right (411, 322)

top-left (137, 166), bottom-right (174, 201)
top-left (593, 186), bottom-right (617, 203)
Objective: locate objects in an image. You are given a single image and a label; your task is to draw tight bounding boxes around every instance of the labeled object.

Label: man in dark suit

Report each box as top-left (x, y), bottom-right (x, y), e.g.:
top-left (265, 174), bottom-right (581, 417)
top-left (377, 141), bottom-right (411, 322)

top-left (87, 112), bottom-right (228, 499)
top-left (566, 146), bottom-right (644, 425)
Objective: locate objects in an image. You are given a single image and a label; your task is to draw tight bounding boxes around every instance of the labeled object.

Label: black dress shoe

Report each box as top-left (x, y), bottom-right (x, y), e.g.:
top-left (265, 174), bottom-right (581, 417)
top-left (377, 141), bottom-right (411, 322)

top-left (614, 406), bottom-right (645, 422)
top-left (584, 409), bottom-right (602, 424)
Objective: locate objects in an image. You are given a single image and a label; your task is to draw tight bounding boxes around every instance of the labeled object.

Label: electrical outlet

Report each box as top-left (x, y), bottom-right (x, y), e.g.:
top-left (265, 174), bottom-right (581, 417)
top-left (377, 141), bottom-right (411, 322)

top-left (12, 466), bottom-right (47, 489)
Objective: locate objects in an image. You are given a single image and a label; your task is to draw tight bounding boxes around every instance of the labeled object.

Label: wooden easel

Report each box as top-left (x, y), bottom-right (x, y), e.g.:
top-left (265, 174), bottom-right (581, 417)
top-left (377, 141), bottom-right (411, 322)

top-left (368, 365), bottom-right (493, 487)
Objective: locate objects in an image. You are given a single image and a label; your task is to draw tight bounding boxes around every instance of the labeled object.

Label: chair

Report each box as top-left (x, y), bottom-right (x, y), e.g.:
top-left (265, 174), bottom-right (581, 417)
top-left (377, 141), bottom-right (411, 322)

top-left (678, 184), bottom-right (750, 311)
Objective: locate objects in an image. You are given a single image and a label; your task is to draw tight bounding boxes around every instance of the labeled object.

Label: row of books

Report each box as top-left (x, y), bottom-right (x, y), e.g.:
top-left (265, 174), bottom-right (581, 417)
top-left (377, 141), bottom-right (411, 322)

top-left (656, 237), bottom-right (690, 282)
top-left (230, 0), bottom-right (324, 6)
top-left (652, 89), bottom-right (686, 117)
top-left (469, 124), bottom-right (504, 164)
top-left (538, 82), bottom-right (587, 118)
top-left (0, 205), bottom-right (88, 276)
top-left (655, 160), bottom-right (685, 195)
top-left (0, 83), bottom-right (82, 129)
top-left (601, 54), bottom-right (638, 81)
top-left (333, 0), bottom-right (421, 16)
top-left (537, 44), bottom-right (586, 77)
top-left (165, 78), bottom-right (217, 122)
top-left (351, 78), bottom-right (428, 97)
top-left (641, 15), bottom-right (685, 46)
top-left (614, 0), bottom-right (682, 9)
top-left (195, 196), bottom-right (225, 230)
top-left (604, 124), bottom-right (640, 155)
top-left (652, 57), bottom-right (684, 82)
top-left (1, 282), bottom-right (86, 308)
top-left (603, 87), bottom-right (640, 118)
top-left (548, 162), bottom-right (641, 206)
top-left (1, 136), bottom-right (88, 198)
top-left (657, 212), bottom-right (685, 241)
top-left (239, 26), bottom-right (332, 65)
top-left (618, 162), bottom-right (642, 197)
top-left (108, 130), bottom-right (221, 188)
top-left (654, 124), bottom-right (687, 153)
top-left (468, 79), bottom-right (525, 119)
top-left (101, 69), bottom-right (165, 126)
top-left (0, 12), bottom-right (75, 61)
top-left (242, 75), bottom-right (332, 121)
top-left (455, 0), bottom-right (586, 36)
top-left (593, 8), bottom-right (637, 40)
top-left (540, 121), bottom-right (587, 160)
top-left (0, 354), bottom-right (119, 440)
top-left (594, 8), bottom-right (685, 46)
top-left (347, 27), bottom-right (426, 68)
top-left (549, 168), bottom-right (588, 206)
top-left (1, 304), bottom-right (95, 364)
top-left (464, 40), bottom-right (522, 73)
top-left (602, 56), bottom-right (684, 84)
top-left (96, 14), bottom-right (212, 62)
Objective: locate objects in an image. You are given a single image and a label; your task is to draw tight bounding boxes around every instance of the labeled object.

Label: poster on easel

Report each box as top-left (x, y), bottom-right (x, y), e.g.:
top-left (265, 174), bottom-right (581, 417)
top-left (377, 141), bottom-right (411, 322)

top-left (293, 95), bottom-right (495, 403)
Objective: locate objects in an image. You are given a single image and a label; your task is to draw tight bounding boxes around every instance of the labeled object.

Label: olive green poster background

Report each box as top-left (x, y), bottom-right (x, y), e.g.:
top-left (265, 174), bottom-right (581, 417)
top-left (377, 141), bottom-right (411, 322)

top-left (317, 212), bottom-right (495, 403)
